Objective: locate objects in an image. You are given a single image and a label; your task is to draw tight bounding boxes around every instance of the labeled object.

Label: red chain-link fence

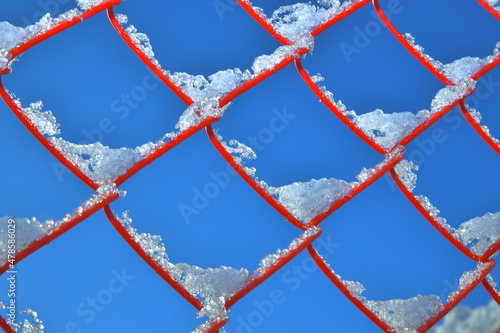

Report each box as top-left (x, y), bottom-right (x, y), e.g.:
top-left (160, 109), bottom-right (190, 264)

top-left (0, 0), bottom-right (499, 332)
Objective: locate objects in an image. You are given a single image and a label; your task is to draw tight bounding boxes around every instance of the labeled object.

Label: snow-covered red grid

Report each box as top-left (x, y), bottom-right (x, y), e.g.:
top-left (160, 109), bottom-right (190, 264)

top-left (0, 0), bottom-right (499, 332)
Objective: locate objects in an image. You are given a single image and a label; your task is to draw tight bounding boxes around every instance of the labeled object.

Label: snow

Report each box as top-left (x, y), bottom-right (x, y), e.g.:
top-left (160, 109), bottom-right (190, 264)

top-left (76, 0), bottom-right (104, 10)
top-left (252, 44), bottom-right (305, 74)
top-left (168, 263), bottom-right (249, 318)
top-left (394, 160), bottom-right (419, 192)
top-left (0, 21), bottom-right (27, 69)
top-left (118, 212), bottom-right (319, 320)
top-left (0, 188), bottom-right (121, 266)
top-left (454, 212), bottom-right (500, 256)
top-left (0, 304), bottom-right (44, 333)
top-left (465, 106), bottom-right (499, 144)
top-left (353, 109), bottom-right (429, 150)
top-left (429, 300), bottom-right (500, 333)
top-left (394, 160), bottom-right (500, 256)
top-left (0, 216), bottom-right (49, 265)
top-left (118, 211), bottom-right (250, 319)
top-left (431, 79), bottom-right (475, 112)
top-left (442, 57), bottom-right (485, 84)
top-left (0, 10), bottom-right (82, 69)
top-left (115, 14), bottom-right (156, 61)
top-left (256, 226), bottom-right (320, 275)
top-left (333, 270), bottom-right (443, 332)
top-left (309, 74), bottom-right (432, 151)
top-left (446, 262), bottom-right (491, 301)
top-left (269, 2), bottom-right (341, 42)
top-left (13, 98), bottom-right (61, 136)
top-left (169, 69), bottom-right (251, 103)
top-left (365, 295), bottom-right (443, 333)
top-left (174, 98), bottom-right (228, 131)
top-left (267, 178), bottom-right (355, 223)
top-left (49, 138), bottom-right (141, 184)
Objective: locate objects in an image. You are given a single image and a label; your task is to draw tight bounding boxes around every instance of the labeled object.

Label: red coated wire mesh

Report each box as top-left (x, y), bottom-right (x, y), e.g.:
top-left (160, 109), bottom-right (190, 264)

top-left (0, 0), bottom-right (499, 332)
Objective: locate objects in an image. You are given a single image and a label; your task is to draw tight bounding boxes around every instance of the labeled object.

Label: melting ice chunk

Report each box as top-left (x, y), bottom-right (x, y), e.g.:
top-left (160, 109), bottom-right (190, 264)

top-left (353, 109), bottom-right (429, 150)
top-left (267, 178), bottom-right (354, 223)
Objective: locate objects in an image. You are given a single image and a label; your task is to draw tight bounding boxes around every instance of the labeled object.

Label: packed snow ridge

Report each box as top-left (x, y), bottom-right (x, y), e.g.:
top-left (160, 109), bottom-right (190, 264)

top-left (118, 211), bottom-right (318, 319)
top-left (333, 263), bottom-right (490, 333)
top-left (0, 9), bottom-right (83, 68)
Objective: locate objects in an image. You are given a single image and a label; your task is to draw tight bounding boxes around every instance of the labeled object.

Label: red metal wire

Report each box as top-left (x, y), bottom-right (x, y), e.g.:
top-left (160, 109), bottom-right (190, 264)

top-left (0, 0), bottom-right (499, 331)
top-left (476, 0), bottom-right (500, 20)
top-left (459, 102), bottom-right (500, 155)
top-left (8, 0), bottom-right (121, 65)
top-left (371, 0), bottom-right (454, 86)
top-left (482, 276), bottom-right (500, 305)
top-left (0, 192), bottom-right (119, 275)
top-left (308, 245), bottom-right (496, 333)
top-left (0, 316), bottom-right (16, 333)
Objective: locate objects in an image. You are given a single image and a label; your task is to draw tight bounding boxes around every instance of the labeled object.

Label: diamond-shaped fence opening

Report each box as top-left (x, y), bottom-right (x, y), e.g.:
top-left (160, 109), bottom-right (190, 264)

top-left (0, 0), bottom-right (499, 332)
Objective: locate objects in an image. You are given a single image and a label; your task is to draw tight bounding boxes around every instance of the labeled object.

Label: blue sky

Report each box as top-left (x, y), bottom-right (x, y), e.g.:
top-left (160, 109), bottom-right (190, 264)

top-left (0, 0), bottom-right (499, 332)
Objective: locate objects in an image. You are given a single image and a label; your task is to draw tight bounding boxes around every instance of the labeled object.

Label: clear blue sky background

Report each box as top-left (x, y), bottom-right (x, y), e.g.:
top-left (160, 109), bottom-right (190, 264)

top-left (0, 0), bottom-right (499, 332)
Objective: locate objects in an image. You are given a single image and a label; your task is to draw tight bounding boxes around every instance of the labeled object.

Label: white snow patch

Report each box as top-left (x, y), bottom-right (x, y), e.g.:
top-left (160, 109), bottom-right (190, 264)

top-left (49, 138), bottom-right (141, 184)
top-left (76, 0), bottom-right (104, 10)
top-left (353, 109), bottom-right (429, 150)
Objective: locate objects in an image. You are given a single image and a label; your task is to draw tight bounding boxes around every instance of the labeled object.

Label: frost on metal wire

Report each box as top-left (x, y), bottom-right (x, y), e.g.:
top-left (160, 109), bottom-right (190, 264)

top-left (117, 211), bottom-right (319, 321)
top-left (394, 160), bottom-right (500, 256)
top-left (0, 302), bottom-right (44, 333)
